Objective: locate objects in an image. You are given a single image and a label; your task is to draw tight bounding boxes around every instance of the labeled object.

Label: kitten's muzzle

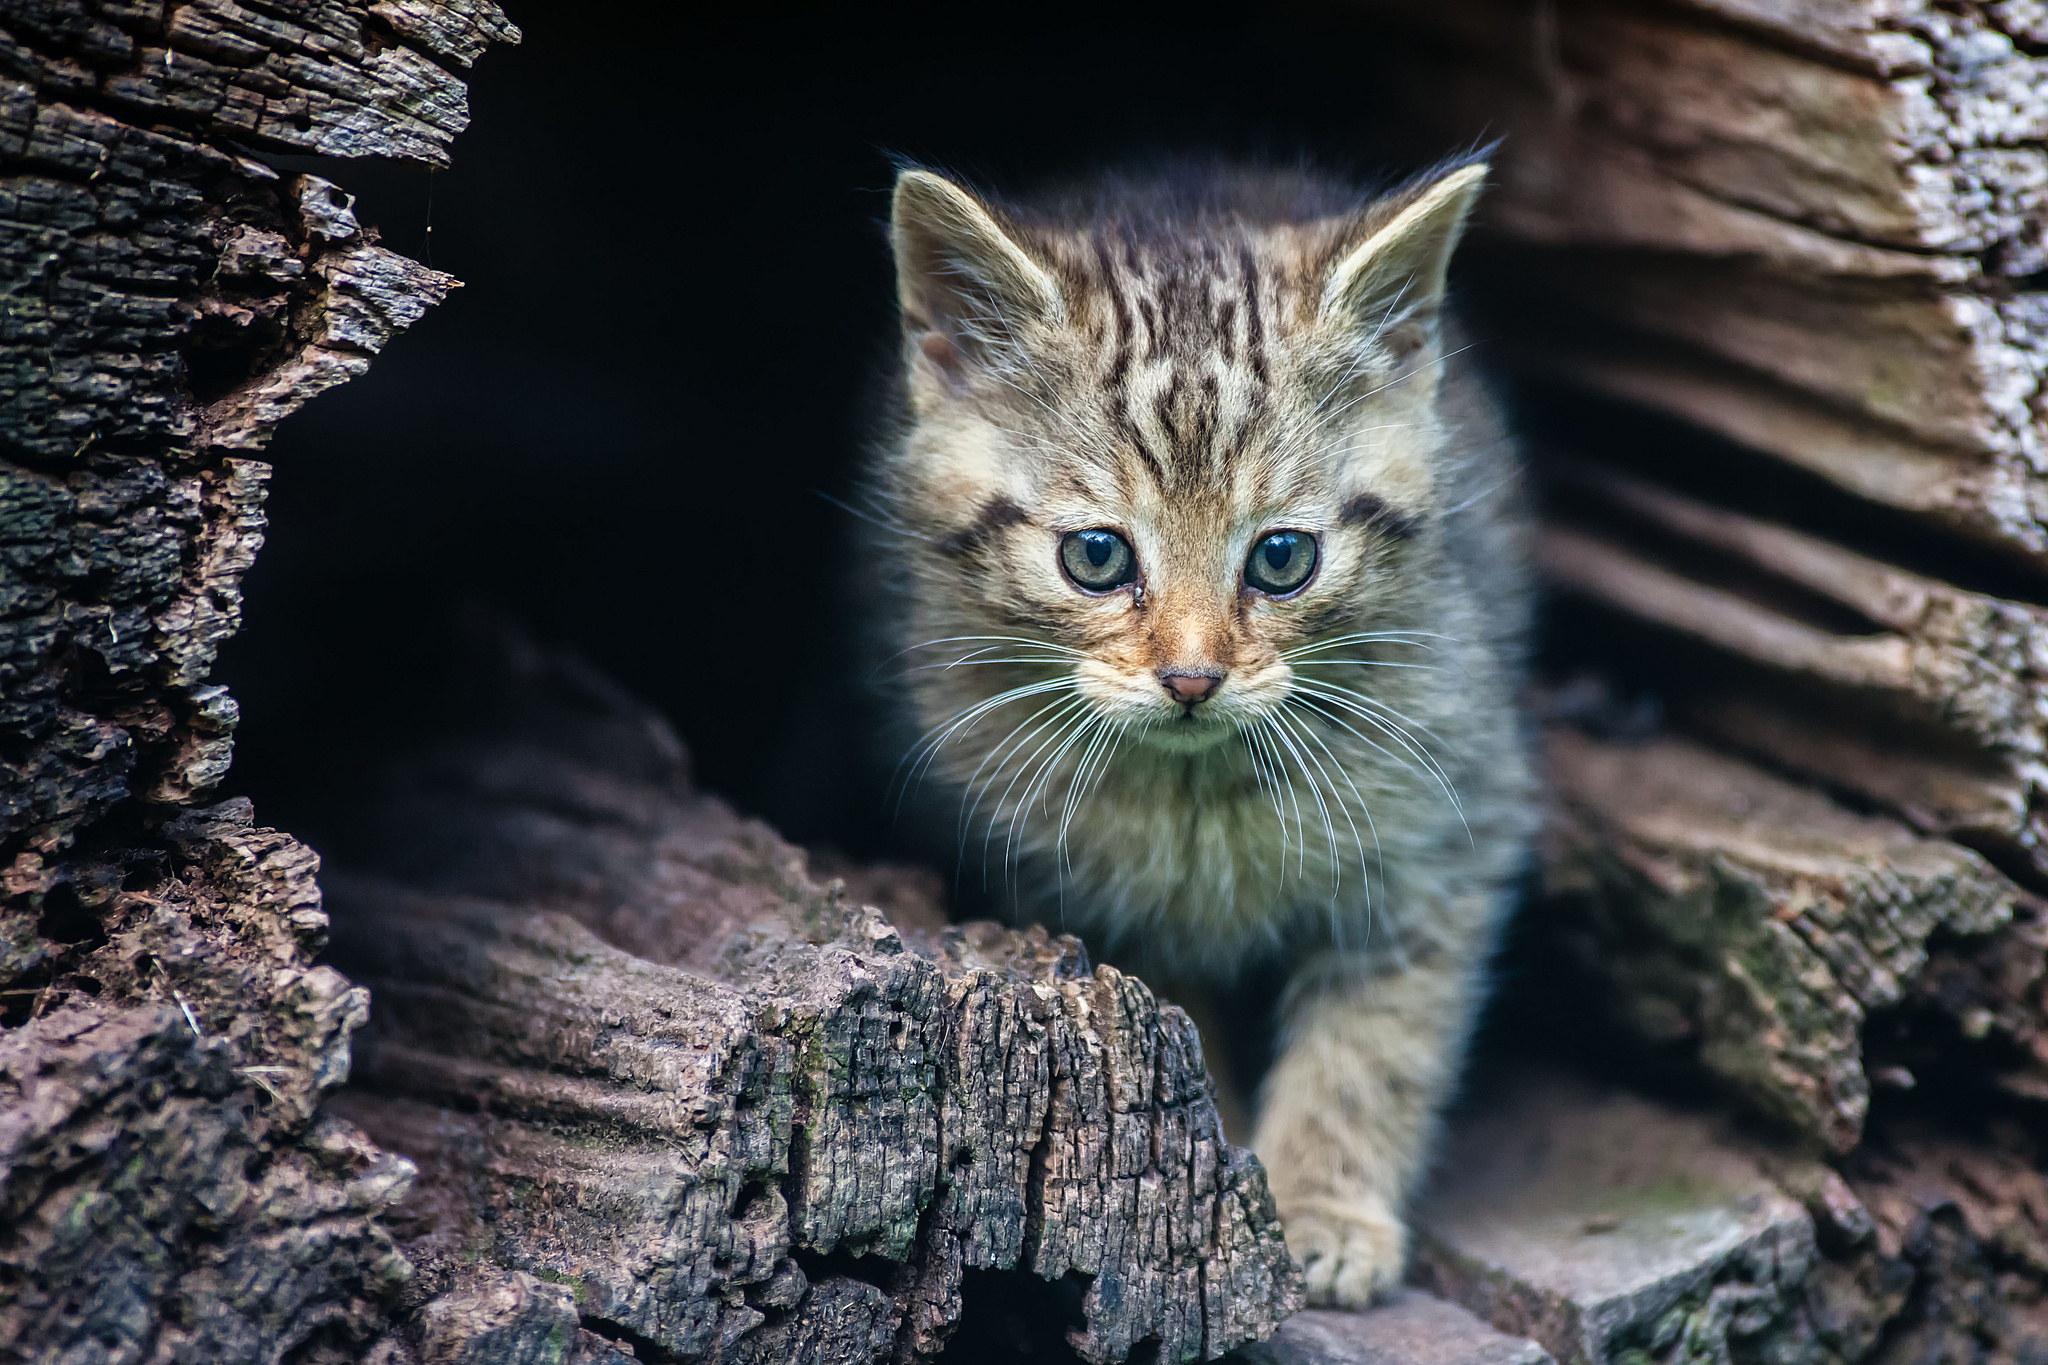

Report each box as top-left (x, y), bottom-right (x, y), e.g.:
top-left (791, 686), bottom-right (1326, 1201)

top-left (1159, 670), bottom-right (1223, 705)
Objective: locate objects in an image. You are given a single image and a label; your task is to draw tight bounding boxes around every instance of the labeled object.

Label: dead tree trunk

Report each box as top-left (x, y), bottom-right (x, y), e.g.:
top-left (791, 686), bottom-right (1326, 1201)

top-left (1354, 0), bottom-right (2048, 1154)
top-left (10, 0), bottom-right (2044, 1361)
top-left (0, 5), bottom-right (1304, 1363)
top-left (0, 1), bottom-right (508, 1359)
top-left (320, 626), bottom-right (1303, 1365)
top-left (1340, 0), bottom-right (2048, 1359)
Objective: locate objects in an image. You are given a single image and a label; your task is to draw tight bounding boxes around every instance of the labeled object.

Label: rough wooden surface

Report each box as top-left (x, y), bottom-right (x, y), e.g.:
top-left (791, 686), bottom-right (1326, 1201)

top-left (0, 2), bottom-right (513, 1360)
top-left (1241, 1294), bottom-right (1553, 1365)
top-left (1349, 0), bottom-right (2048, 1286)
top-left (321, 631), bottom-right (1304, 1365)
top-left (1410, 1071), bottom-right (2048, 1365)
top-left (1414, 1076), bottom-right (1818, 1364)
top-left (1542, 726), bottom-right (2042, 1151)
top-left (0, 800), bottom-right (417, 1361)
top-left (2, 0), bottom-right (484, 866)
top-left (1363, 0), bottom-right (2048, 563)
top-left (1533, 452), bottom-right (2048, 903)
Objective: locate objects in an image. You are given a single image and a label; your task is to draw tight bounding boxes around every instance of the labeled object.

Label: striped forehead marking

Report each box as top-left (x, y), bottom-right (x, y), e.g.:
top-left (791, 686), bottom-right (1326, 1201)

top-left (1079, 231), bottom-right (1289, 496)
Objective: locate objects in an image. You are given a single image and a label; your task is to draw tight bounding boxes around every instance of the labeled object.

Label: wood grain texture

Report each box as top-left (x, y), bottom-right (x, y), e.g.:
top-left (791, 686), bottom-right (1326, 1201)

top-left (1409, 1072), bottom-right (2048, 1365)
top-left (1542, 727), bottom-right (2030, 1152)
top-left (1361, 0), bottom-right (2048, 564)
top-left (0, 2), bottom-right (512, 1360)
top-left (323, 630), bottom-right (1304, 1365)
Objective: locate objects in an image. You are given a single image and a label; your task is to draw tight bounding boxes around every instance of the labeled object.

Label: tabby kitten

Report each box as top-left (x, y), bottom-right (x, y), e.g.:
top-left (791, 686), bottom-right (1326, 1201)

top-left (869, 160), bottom-right (1535, 1306)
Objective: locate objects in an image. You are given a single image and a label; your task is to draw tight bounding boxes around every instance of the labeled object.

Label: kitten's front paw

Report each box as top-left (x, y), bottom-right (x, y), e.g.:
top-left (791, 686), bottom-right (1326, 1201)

top-left (1278, 1198), bottom-right (1408, 1308)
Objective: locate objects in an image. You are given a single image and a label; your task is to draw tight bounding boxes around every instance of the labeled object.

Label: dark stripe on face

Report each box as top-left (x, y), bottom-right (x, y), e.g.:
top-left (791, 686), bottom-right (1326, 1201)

top-left (1138, 296), bottom-right (1162, 363)
top-left (1340, 491), bottom-right (1420, 541)
top-left (1237, 245), bottom-right (1268, 387)
top-left (1153, 371), bottom-right (1183, 440)
top-left (1195, 372), bottom-right (1219, 455)
top-left (1097, 240), bottom-right (1132, 391)
top-left (939, 495), bottom-right (1031, 556)
top-left (1112, 397), bottom-right (1167, 485)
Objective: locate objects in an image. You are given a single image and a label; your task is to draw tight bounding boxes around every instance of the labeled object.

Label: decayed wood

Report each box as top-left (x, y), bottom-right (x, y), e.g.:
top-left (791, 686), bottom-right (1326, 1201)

top-left (1506, 339), bottom-right (2048, 563)
top-left (1409, 1070), bottom-right (2048, 1365)
top-left (0, 801), bottom-right (416, 1361)
top-left (1241, 1293), bottom-right (1554, 1365)
top-left (1344, 0), bottom-right (2048, 1346)
top-left (1537, 457), bottom-right (2048, 890)
top-left (1541, 726), bottom-right (2038, 1152)
top-left (320, 632), bottom-right (1304, 1365)
top-left (1540, 461), bottom-right (2048, 757)
top-left (1361, 0), bottom-right (2048, 564)
top-left (0, 2), bottom-right (513, 1360)
top-left (2, 0), bottom-right (490, 866)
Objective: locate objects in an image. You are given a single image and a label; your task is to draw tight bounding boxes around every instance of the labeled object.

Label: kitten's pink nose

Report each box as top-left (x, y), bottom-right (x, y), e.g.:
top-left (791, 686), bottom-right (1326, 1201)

top-left (1160, 671), bottom-right (1222, 705)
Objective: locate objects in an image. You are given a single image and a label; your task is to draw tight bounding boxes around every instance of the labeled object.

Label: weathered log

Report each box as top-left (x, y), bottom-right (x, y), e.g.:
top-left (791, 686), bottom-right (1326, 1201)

top-left (1541, 459), bottom-right (2048, 760)
top-left (1351, 0), bottom-right (2048, 1238)
top-left (1409, 1069), bottom-right (2048, 1365)
top-left (1242, 1293), bottom-right (1553, 1365)
top-left (1541, 725), bottom-right (2042, 1151)
top-left (1362, 0), bottom-right (2048, 563)
top-left (317, 629), bottom-right (1304, 1365)
top-left (1, 0), bottom-right (487, 861)
top-left (10, 1), bottom-right (2044, 1362)
top-left (1535, 457), bottom-right (2048, 877)
top-left (0, 1), bottom-right (512, 1359)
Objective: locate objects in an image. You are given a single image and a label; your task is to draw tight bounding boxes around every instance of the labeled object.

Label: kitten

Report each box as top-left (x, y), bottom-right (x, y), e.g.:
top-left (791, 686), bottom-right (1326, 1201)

top-left (867, 160), bottom-right (1536, 1307)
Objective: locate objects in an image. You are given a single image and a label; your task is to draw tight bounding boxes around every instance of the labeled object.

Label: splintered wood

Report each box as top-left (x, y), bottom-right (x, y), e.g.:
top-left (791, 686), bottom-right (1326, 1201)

top-left (0, 2), bottom-right (514, 1362)
top-left (325, 635), bottom-right (1303, 1365)
top-left (1370, 0), bottom-right (2048, 556)
top-left (1358, 0), bottom-right (2048, 1146)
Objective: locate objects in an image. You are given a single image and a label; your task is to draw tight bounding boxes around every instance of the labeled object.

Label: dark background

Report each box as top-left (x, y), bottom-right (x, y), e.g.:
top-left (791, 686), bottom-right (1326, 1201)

top-left (215, 1), bottom-right (1438, 857)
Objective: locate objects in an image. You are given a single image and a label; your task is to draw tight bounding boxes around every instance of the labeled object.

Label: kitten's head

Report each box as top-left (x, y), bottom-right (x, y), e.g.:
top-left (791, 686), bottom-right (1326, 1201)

top-left (882, 161), bottom-right (1486, 756)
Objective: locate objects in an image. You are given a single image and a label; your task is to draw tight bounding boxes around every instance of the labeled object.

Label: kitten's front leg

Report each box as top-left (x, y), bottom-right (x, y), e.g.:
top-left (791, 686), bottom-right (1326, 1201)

top-left (1252, 945), bottom-right (1482, 1307)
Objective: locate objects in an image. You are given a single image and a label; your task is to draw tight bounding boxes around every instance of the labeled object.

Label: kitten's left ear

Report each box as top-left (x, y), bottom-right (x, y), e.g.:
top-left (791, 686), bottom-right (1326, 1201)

top-left (1320, 162), bottom-right (1487, 353)
top-left (891, 168), bottom-right (1063, 386)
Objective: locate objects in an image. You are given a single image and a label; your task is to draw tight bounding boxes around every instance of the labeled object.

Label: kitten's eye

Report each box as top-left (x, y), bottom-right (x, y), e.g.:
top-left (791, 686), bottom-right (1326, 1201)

top-left (1245, 530), bottom-right (1318, 596)
top-left (1059, 529), bottom-right (1137, 592)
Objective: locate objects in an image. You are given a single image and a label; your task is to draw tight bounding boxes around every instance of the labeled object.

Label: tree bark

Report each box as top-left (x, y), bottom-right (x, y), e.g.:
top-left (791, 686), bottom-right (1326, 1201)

top-left (10, 0), bottom-right (2048, 1361)
top-left (1408, 1069), bottom-right (2048, 1365)
top-left (1339, 0), bottom-right (2048, 1357)
top-left (0, 2), bottom-right (509, 1360)
top-left (0, 10), bottom-right (1306, 1363)
top-left (1353, 0), bottom-right (2048, 1149)
top-left (319, 626), bottom-right (1304, 1365)
top-left (1370, 0), bottom-right (2048, 554)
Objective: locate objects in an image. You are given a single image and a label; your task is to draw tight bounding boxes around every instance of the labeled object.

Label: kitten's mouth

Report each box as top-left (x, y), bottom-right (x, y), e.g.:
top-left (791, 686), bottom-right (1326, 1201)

top-left (1135, 706), bottom-right (1237, 752)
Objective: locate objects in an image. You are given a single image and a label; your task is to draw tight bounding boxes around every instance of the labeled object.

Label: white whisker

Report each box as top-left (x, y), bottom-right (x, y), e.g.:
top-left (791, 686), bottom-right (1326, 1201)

top-left (960, 694), bottom-right (1091, 859)
top-left (1266, 709), bottom-right (1339, 895)
top-left (956, 693), bottom-right (1089, 846)
top-left (1290, 683), bottom-right (1472, 843)
top-left (895, 676), bottom-right (1074, 795)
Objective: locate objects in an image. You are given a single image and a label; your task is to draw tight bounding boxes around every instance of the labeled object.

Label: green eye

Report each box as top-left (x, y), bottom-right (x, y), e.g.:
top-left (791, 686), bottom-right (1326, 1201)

top-left (1245, 530), bottom-right (1318, 595)
top-left (1060, 529), bottom-right (1137, 592)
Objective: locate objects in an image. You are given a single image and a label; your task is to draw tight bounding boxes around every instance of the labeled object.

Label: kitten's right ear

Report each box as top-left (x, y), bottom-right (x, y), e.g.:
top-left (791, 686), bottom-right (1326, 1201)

top-left (1319, 162), bottom-right (1487, 358)
top-left (891, 169), bottom-right (1062, 386)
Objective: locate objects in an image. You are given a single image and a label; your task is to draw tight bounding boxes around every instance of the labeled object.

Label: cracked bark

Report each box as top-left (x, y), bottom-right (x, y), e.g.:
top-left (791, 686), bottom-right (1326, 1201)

top-left (1354, 0), bottom-right (2048, 1154)
top-left (10, 0), bottom-right (2046, 1361)
top-left (0, 7), bottom-right (1303, 1362)
top-left (1340, 0), bottom-right (2048, 1356)
top-left (0, 1), bottom-right (497, 1360)
top-left (318, 625), bottom-right (1302, 1365)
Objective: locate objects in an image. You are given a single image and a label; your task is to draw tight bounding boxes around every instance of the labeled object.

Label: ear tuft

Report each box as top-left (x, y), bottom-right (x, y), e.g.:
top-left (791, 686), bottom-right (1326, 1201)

top-left (1319, 162), bottom-right (1487, 348)
top-left (891, 169), bottom-right (1061, 376)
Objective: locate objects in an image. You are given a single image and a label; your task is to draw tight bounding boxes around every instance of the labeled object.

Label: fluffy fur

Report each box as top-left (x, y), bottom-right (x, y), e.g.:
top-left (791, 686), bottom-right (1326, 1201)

top-left (865, 160), bottom-right (1536, 1306)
